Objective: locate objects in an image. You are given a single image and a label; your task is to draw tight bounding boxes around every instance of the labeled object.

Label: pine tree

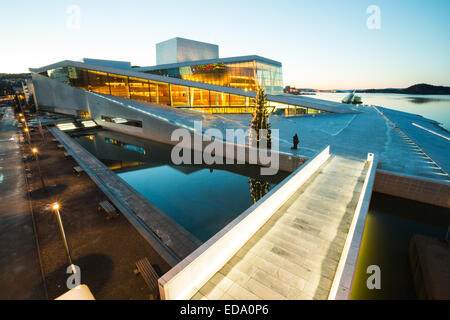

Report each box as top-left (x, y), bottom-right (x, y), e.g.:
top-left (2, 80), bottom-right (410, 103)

top-left (250, 87), bottom-right (272, 148)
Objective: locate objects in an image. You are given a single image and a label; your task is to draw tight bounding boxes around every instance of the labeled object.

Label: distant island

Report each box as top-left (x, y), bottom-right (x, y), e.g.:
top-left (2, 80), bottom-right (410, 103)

top-left (356, 84), bottom-right (450, 95)
top-left (285, 84), bottom-right (450, 95)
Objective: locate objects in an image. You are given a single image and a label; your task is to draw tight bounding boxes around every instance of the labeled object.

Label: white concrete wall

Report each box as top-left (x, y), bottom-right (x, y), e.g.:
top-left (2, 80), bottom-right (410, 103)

top-left (158, 146), bottom-right (331, 300)
top-left (32, 73), bottom-right (89, 113)
top-left (328, 153), bottom-right (378, 300)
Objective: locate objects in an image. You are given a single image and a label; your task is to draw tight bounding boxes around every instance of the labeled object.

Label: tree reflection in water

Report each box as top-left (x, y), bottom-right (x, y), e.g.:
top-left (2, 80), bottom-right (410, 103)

top-left (249, 178), bottom-right (270, 203)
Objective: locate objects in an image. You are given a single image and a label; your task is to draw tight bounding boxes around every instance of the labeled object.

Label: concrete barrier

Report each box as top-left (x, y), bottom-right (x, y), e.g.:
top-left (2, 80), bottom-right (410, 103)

top-left (328, 153), bottom-right (378, 300)
top-left (374, 170), bottom-right (450, 209)
top-left (158, 146), bottom-right (331, 300)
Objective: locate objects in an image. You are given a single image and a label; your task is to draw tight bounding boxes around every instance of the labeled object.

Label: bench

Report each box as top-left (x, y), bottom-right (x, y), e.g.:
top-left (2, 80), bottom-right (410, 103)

top-left (134, 257), bottom-right (160, 300)
top-left (97, 200), bottom-right (118, 220)
top-left (73, 166), bottom-right (84, 175)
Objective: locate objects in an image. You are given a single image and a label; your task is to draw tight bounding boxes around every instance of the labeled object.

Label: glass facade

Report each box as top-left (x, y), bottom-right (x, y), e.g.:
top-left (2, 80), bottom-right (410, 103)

top-left (170, 85), bottom-right (189, 106)
top-left (88, 70), bottom-right (110, 95)
top-left (190, 87), bottom-right (210, 106)
top-left (109, 74), bottom-right (129, 98)
top-left (144, 59), bottom-right (284, 95)
top-left (44, 65), bottom-right (326, 115)
top-left (129, 77), bottom-right (150, 103)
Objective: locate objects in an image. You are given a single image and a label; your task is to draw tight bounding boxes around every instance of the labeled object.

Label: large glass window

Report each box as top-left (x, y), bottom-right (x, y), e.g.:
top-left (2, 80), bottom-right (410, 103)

top-left (157, 82), bottom-right (170, 106)
top-left (149, 81), bottom-right (170, 106)
top-left (229, 94), bottom-right (246, 106)
top-left (129, 77), bottom-right (150, 103)
top-left (170, 84), bottom-right (189, 107)
top-left (153, 60), bottom-right (261, 93)
top-left (190, 88), bottom-right (210, 106)
top-left (48, 67), bottom-right (69, 84)
top-left (88, 70), bottom-right (110, 95)
top-left (210, 91), bottom-right (229, 107)
top-left (68, 67), bottom-right (89, 90)
top-left (108, 74), bottom-right (129, 98)
top-left (149, 82), bottom-right (157, 104)
top-left (256, 62), bottom-right (283, 95)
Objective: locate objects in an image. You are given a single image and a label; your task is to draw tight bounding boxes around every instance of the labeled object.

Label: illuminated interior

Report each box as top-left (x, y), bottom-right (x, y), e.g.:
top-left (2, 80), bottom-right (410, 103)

top-left (144, 60), bottom-right (284, 95)
top-left (43, 66), bottom-right (326, 115)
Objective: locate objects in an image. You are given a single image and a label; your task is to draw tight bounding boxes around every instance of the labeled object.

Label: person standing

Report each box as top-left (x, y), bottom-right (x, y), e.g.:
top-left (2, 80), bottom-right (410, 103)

top-left (292, 133), bottom-right (299, 150)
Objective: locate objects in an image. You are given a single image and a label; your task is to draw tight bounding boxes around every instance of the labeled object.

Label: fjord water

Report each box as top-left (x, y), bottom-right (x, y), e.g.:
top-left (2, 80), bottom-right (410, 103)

top-left (72, 130), bottom-right (288, 242)
top-left (313, 92), bottom-right (450, 131)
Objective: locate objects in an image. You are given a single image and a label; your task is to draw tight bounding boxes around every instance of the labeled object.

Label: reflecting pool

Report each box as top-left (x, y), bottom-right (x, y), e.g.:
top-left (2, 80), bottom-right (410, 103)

top-left (72, 129), bottom-right (289, 242)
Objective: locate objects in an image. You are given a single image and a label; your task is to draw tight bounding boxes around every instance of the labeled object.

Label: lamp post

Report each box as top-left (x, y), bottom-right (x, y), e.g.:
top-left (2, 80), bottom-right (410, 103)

top-left (24, 127), bottom-right (31, 147)
top-left (32, 147), bottom-right (46, 192)
top-left (52, 203), bottom-right (76, 272)
top-left (37, 114), bottom-right (46, 142)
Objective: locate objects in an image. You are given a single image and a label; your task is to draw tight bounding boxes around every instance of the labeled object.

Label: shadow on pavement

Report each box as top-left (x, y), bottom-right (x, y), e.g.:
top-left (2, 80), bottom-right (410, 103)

top-left (28, 184), bottom-right (68, 200)
top-left (44, 253), bottom-right (114, 299)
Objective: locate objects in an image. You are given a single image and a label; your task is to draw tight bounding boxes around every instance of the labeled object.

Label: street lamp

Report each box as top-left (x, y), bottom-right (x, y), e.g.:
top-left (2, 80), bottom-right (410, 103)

top-left (32, 147), bottom-right (46, 191)
top-left (51, 203), bottom-right (76, 273)
top-left (24, 127), bottom-right (31, 146)
top-left (37, 113), bottom-right (46, 141)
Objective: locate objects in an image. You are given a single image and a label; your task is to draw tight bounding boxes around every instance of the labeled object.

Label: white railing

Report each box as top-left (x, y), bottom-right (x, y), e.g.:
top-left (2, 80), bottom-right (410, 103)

top-left (328, 153), bottom-right (378, 300)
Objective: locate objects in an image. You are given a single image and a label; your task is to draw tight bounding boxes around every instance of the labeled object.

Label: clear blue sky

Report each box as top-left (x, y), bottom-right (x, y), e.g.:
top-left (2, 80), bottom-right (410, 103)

top-left (1, 0), bottom-right (449, 89)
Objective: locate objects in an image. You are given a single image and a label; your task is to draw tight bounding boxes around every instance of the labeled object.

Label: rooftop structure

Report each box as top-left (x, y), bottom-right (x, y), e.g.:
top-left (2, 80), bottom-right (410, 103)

top-left (156, 37), bottom-right (219, 65)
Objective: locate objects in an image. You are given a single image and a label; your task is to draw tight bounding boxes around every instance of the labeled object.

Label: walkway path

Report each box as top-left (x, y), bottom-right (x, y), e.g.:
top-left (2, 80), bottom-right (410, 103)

top-left (192, 155), bottom-right (367, 300)
top-left (0, 106), bottom-right (46, 299)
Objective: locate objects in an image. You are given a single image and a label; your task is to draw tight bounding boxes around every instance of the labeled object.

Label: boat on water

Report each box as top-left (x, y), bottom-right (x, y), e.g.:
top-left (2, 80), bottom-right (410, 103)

top-left (342, 90), bottom-right (363, 104)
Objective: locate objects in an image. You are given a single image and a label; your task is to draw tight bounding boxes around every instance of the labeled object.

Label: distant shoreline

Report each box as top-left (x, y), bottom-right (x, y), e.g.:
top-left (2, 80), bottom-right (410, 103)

top-left (337, 84), bottom-right (450, 95)
top-left (290, 84), bottom-right (450, 96)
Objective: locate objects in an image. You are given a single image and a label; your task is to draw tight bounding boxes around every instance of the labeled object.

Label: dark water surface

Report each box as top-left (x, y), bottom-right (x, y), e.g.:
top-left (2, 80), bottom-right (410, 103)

top-left (350, 193), bottom-right (449, 300)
